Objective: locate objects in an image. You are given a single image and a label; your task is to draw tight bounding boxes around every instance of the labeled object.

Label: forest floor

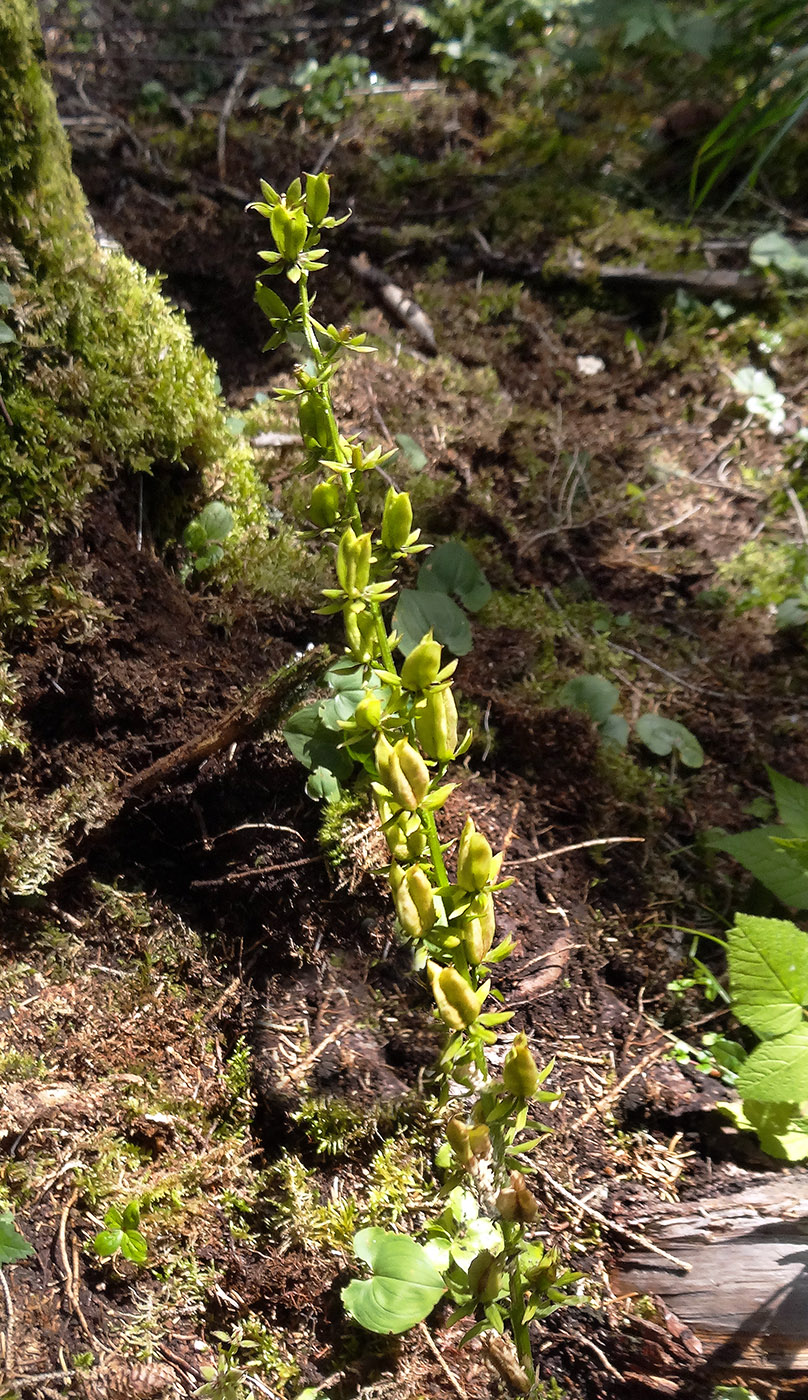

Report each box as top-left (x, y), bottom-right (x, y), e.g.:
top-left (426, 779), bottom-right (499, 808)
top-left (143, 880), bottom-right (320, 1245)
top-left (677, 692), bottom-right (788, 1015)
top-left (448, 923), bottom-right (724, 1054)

top-left (4, 5), bottom-right (808, 1400)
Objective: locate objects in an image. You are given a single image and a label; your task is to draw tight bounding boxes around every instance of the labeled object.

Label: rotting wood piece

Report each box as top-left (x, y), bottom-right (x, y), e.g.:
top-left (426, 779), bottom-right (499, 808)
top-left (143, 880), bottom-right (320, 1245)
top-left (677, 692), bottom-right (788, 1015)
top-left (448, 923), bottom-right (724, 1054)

top-left (120, 646), bottom-right (330, 801)
top-left (612, 1175), bottom-right (808, 1373)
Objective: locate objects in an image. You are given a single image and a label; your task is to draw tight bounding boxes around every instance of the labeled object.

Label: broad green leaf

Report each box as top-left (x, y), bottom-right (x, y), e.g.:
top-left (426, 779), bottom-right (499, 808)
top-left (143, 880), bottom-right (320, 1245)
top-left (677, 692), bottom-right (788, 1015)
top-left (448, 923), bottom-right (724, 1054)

top-left (306, 766), bottom-right (343, 801)
top-left (777, 597), bottom-right (808, 629)
top-left (0, 322), bottom-right (16, 344)
top-left (122, 1202), bottom-right (141, 1232)
top-left (197, 502), bottom-right (234, 541)
top-left (736, 1023), bottom-right (808, 1102)
top-left (417, 541), bottom-right (492, 613)
top-left (728, 914), bottom-right (808, 1036)
top-left (560, 675), bottom-right (620, 725)
top-left (284, 705), bottom-right (353, 779)
top-left (634, 714), bottom-right (704, 768)
top-left (767, 767), bottom-right (808, 837)
top-left (710, 827), bottom-right (808, 908)
top-left (93, 1227), bottom-right (124, 1258)
top-left (255, 282), bottom-right (290, 320)
top-left (600, 711), bottom-right (630, 749)
top-left (723, 1099), bottom-right (808, 1162)
top-left (394, 433), bottom-right (427, 472)
top-left (0, 282), bottom-right (13, 307)
top-left (395, 589), bottom-right (472, 656)
top-left (342, 1227), bottom-right (445, 1334)
top-left (120, 1229), bottom-right (148, 1264)
top-left (0, 1213), bottom-right (34, 1265)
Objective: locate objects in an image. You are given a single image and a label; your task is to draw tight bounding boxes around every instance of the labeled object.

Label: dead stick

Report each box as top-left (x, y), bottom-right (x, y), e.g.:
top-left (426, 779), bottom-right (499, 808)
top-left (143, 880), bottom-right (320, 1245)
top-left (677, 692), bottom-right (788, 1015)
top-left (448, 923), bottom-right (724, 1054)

top-left (567, 1044), bottom-right (665, 1134)
top-left (0, 1268), bottom-right (15, 1375)
top-left (419, 1323), bottom-right (467, 1400)
top-left (506, 836), bottom-right (643, 866)
top-left (533, 1164), bottom-right (691, 1273)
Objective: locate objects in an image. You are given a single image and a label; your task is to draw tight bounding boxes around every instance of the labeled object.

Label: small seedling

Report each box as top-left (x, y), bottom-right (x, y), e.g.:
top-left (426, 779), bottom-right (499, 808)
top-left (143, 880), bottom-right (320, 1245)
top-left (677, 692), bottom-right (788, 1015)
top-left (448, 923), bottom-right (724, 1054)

top-left (93, 1201), bottom-right (148, 1265)
top-left (180, 501), bottom-right (235, 581)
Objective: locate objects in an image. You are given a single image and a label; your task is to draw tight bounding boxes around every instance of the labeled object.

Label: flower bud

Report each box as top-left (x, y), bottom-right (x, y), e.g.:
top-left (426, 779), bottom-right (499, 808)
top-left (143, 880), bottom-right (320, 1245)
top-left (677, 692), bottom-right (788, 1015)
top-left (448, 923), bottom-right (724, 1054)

top-left (392, 865), bottom-right (436, 941)
top-left (445, 1116), bottom-right (473, 1165)
top-left (502, 1033), bottom-right (540, 1099)
top-left (468, 1250), bottom-right (504, 1303)
top-left (376, 735), bottom-right (430, 810)
top-left (401, 634), bottom-right (442, 691)
top-left (416, 686), bottom-right (458, 762)
top-left (496, 1172), bottom-right (539, 1224)
top-left (381, 488), bottom-right (414, 552)
top-left (270, 203), bottom-right (307, 261)
top-left (456, 817), bottom-right (503, 893)
top-left (428, 961), bottom-right (484, 1030)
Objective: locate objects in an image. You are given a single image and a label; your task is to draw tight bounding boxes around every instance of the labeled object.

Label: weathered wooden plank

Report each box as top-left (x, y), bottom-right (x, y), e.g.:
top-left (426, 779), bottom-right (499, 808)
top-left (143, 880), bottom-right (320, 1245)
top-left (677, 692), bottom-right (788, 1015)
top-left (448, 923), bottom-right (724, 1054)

top-left (612, 1176), bottom-right (808, 1372)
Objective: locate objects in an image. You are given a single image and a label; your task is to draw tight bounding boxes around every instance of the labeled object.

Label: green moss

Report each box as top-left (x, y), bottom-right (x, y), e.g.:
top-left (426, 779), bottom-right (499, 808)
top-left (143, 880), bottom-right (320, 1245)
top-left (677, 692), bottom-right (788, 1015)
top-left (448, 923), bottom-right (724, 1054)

top-left (0, 1050), bottom-right (48, 1082)
top-left (718, 539), bottom-right (808, 612)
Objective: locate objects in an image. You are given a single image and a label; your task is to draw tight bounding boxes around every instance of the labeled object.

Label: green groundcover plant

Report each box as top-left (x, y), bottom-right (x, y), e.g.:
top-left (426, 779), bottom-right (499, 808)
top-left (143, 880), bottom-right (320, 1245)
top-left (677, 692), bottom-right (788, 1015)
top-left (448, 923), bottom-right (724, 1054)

top-left (250, 172), bottom-right (580, 1387)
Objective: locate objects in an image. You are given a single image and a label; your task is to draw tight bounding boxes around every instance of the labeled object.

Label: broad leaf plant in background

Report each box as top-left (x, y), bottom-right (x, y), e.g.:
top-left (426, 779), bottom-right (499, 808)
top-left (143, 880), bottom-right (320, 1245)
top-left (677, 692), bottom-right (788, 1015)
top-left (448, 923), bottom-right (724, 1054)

top-left (249, 173), bottom-right (579, 1389)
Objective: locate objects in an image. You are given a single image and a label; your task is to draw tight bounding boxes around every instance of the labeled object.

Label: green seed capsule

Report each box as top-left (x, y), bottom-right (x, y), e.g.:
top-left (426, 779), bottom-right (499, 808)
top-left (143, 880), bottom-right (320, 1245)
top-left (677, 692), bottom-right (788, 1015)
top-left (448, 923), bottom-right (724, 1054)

top-left (336, 528), bottom-right (373, 596)
top-left (445, 1117), bottom-right (473, 1165)
top-left (416, 686), bottom-right (458, 762)
top-left (401, 634), bottom-right (442, 691)
top-left (456, 817), bottom-right (502, 892)
top-left (468, 1250), bottom-right (504, 1303)
top-left (376, 736), bottom-right (430, 810)
top-left (305, 170), bottom-right (331, 225)
top-left (463, 893), bottom-right (496, 965)
top-left (428, 961), bottom-right (483, 1030)
top-left (270, 203), bottom-right (307, 260)
top-left (381, 487), bottom-right (414, 552)
top-left (308, 480), bottom-right (339, 529)
top-left (344, 604), bottom-right (376, 662)
top-left (392, 865), bottom-right (436, 941)
top-left (353, 693), bottom-right (382, 731)
top-left (502, 1032), bottom-right (540, 1098)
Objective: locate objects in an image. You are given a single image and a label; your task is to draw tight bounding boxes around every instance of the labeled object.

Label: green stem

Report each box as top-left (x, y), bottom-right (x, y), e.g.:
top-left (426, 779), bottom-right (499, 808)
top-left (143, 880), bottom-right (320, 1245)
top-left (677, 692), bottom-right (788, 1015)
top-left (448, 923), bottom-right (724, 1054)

top-left (423, 808), bottom-right (448, 887)
top-left (504, 1224), bottom-right (534, 1384)
top-left (370, 601), bottom-right (396, 674)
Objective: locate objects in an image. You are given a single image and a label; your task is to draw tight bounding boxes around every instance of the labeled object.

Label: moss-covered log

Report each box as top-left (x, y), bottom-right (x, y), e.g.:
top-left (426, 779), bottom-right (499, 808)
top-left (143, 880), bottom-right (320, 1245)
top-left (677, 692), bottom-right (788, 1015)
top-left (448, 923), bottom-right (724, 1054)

top-left (0, 0), bottom-right (271, 643)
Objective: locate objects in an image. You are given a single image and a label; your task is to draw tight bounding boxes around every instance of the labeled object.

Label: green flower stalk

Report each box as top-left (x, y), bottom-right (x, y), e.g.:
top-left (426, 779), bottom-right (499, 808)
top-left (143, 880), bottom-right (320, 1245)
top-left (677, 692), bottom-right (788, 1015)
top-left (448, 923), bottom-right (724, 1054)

top-left (251, 172), bottom-right (571, 1386)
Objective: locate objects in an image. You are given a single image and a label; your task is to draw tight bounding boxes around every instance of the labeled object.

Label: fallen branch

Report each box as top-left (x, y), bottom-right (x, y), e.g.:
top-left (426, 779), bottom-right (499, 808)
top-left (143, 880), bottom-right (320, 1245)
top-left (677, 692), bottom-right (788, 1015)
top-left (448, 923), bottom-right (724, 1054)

top-left (533, 1164), bottom-right (691, 1273)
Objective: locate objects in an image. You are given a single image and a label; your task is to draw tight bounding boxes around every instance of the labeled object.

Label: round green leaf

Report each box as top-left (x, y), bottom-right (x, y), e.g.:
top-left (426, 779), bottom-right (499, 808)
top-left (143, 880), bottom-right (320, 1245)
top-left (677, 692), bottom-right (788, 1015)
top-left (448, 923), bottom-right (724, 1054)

top-left (0, 322), bottom-right (17, 344)
top-left (417, 541), bottom-right (491, 613)
top-left (634, 714), bottom-right (704, 768)
top-left (94, 1228), bottom-right (124, 1258)
top-left (342, 1228), bottom-right (446, 1335)
top-left (395, 589), bottom-right (472, 657)
top-left (283, 705), bottom-right (353, 779)
top-left (560, 675), bottom-right (620, 725)
top-left (120, 1229), bottom-right (148, 1264)
top-left (197, 502), bottom-right (234, 541)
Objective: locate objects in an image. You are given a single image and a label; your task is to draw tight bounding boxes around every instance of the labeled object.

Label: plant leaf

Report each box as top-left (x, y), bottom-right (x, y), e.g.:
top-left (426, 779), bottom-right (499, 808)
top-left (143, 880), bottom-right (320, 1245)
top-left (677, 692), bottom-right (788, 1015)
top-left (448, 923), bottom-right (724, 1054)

top-left (284, 705), bottom-right (353, 779)
top-left (0, 1213), bottom-right (34, 1265)
top-left (767, 766), bottom-right (808, 837)
top-left (709, 826), bottom-right (808, 909)
top-left (197, 502), bottom-right (234, 541)
top-left (560, 674), bottom-right (620, 725)
top-left (120, 1229), bottom-right (148, 1264)
top-left (634, 714), bottom-right (704, 767)
top-left (93, 1227), bottom-right (124, 1258)
top-left (342, 1227), bottom-right (446, 1335)
top-left (395, 589), bottom-right (472, 656)
top-left (0, 322), bottom-right (17, 344)
top-left (723, 1098), bottom-right (808, 1161)
top-left (394, 433), bottom-right (428, 472)
top-left (736, 1023), bottom-right (808, 1103)
top-left (728, 914), bottom-right (808, 1037)
top-left (417, 541), bottom-right (492, 613)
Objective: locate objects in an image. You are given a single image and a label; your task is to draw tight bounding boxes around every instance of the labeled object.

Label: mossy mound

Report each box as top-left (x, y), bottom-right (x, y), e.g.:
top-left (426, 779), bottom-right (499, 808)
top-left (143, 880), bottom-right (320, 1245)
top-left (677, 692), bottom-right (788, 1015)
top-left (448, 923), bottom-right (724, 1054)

top-left (0, 0), bottom-right (294, 668)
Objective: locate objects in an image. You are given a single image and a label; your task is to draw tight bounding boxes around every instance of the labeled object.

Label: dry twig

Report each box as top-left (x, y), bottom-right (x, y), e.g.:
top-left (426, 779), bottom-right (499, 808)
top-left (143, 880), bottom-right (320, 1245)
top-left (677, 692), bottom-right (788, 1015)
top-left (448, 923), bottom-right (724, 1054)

top-left (533, 1164), bottom-right (691, 1272)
